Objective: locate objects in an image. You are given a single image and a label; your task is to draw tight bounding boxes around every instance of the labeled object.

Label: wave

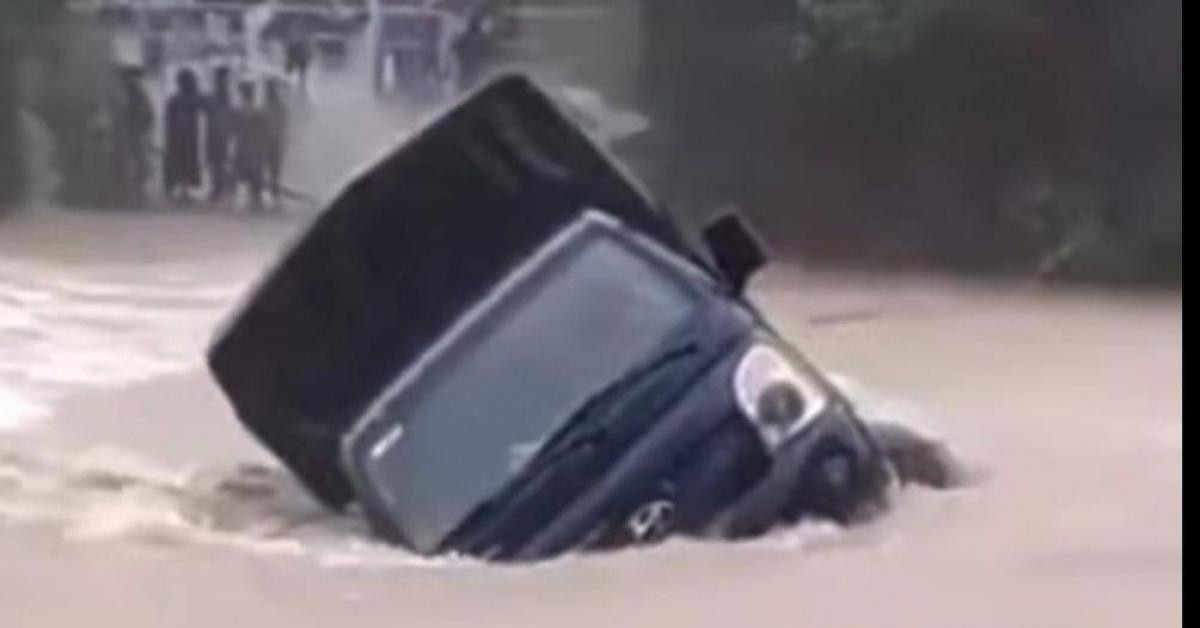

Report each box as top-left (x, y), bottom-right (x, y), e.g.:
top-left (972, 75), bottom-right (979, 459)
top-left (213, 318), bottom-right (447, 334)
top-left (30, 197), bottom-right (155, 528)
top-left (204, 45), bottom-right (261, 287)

top-left (0, 446), bottom-right (464, 568)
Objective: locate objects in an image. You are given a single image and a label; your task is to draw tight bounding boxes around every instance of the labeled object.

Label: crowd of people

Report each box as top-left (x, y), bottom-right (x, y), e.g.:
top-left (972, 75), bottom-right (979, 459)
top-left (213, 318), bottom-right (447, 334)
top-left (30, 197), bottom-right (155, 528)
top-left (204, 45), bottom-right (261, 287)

top-left (119, 64), bottom-right (290, 212)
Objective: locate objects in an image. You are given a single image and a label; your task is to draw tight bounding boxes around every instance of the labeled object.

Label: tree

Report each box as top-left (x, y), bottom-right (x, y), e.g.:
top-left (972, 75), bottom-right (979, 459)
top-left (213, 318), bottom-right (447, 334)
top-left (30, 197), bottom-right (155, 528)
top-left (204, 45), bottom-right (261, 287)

top-left (632, 0), bottom-right (1180, 281)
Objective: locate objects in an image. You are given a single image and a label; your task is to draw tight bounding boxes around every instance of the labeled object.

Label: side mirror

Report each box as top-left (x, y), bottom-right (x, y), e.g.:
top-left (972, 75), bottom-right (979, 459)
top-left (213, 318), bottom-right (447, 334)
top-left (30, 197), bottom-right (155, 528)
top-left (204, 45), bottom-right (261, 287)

top-left (702, 211), bottom-right (768, 295)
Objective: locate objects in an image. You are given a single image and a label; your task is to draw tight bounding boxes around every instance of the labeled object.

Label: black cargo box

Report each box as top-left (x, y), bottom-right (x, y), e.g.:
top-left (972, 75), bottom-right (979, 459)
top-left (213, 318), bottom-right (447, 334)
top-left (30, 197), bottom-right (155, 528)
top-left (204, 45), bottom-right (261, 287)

top-left (208, 75), bottom-right (689, 508)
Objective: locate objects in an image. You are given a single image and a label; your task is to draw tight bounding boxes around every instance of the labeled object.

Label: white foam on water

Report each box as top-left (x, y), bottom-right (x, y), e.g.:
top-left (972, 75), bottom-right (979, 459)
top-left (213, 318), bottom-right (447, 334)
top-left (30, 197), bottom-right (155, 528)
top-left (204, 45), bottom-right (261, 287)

top-left (0, 446), bottom-right (402, 563)
top-left (0, 374), bottom-right (951, 571)
top-left (0, 369), bottom-right (946, 569)
top-left (0, 257), bottom-right (240, 431)
top-left (0, 356), bottom-right (950, 570)
top-left (0, 384), bottom-right (48, 430)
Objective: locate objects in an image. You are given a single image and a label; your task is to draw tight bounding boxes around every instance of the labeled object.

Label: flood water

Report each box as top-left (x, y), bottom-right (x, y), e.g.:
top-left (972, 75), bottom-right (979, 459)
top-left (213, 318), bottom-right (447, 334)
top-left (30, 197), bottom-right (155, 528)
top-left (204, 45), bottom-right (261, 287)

top-left (0, 199), bottom-right (1180, 627)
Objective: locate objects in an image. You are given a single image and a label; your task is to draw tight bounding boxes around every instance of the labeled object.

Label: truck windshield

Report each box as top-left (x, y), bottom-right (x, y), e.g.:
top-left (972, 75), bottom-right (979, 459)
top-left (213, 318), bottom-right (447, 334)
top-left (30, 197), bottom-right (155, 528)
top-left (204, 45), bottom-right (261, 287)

top-left (352, 222), bottom-right (704, 553)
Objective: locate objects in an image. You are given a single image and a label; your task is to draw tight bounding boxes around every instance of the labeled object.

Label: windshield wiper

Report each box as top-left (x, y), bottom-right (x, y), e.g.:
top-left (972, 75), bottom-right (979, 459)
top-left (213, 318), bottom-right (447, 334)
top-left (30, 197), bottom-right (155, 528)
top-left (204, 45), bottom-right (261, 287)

top-left (527, 343), bottom-right (699, 465)
top-left (441, 343), bottom-right (699, 552)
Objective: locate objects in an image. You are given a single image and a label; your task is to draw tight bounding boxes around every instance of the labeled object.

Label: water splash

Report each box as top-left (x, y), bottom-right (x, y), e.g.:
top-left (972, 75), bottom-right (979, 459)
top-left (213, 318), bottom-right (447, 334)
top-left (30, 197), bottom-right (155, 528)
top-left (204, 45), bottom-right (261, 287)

top-left (0, 446), bottom-right (404, 562)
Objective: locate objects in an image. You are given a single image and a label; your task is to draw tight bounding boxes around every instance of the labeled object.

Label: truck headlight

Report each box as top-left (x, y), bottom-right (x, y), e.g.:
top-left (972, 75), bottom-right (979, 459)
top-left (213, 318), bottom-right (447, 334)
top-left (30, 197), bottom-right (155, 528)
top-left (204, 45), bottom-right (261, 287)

top-left (733, 344), bottom-right (828, 449)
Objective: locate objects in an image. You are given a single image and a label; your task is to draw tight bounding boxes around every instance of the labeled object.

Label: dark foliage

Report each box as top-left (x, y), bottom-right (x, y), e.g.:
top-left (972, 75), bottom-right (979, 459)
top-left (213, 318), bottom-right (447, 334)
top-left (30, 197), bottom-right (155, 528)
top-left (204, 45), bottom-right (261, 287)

top-left (632, 0), bottom-right (1181, 282)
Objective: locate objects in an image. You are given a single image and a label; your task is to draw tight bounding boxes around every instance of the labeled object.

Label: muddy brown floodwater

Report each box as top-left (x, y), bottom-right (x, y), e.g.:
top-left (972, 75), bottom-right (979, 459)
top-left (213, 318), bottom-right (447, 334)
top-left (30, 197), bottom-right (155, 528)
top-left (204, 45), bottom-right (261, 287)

top-left (0, 206), bottom-right (1181, 628)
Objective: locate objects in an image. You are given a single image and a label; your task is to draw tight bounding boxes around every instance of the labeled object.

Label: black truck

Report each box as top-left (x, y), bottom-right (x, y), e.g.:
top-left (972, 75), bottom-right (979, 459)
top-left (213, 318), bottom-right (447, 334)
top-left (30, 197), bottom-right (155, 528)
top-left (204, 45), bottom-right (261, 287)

top-left (208, 75), bottom-right (956, 561)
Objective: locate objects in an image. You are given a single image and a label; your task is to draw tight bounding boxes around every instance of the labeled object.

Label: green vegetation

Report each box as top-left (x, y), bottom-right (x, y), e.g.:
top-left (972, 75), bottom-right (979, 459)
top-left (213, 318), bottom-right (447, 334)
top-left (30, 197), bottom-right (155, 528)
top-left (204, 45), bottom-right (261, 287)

top-left (635, 0), bottom-right (1181, 283)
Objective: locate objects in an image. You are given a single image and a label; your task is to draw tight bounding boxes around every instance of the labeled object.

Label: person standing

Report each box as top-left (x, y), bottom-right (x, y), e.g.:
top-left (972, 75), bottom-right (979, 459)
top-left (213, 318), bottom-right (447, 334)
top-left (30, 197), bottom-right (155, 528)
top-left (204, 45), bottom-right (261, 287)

top-left (163, 68), bottom-right (204, 204)
top-left (205, 66), bottom-right (234, 204)
top-left (263, 79), bottom-right (288, 208)
top-left (114, 66), bottom-right (154, 207)
top-left (452, 14), bottom-right (493, 93)
top-left (232, 80), bottom-right (271, 211)
top-left (284, 24), bottom-right (312, 97)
